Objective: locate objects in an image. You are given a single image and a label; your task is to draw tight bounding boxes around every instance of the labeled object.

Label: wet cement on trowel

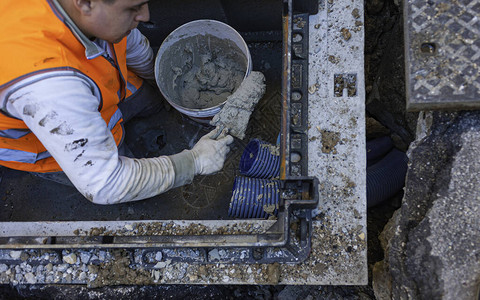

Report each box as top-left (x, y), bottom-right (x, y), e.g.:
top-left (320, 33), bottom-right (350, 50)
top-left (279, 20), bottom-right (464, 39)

top-left (210, 71), bottom-right (266, 139)
top-left (160, 34), bottom-right (247, 109)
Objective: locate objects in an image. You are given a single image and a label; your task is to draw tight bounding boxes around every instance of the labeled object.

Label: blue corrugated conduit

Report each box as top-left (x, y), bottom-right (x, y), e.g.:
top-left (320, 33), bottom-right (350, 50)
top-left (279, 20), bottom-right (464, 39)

top-left (229, 139), bottom-right (281, 218)
top-left (367, 145), bottom-right (408, 208)
top-left (230, 135), bottom-right (408, 217)
top-left (228, 176), bottom-right (280, 219)
top-left (367, 135), bottom-right (394, 164)
top-left (239, 139), bottom-right (280, 179)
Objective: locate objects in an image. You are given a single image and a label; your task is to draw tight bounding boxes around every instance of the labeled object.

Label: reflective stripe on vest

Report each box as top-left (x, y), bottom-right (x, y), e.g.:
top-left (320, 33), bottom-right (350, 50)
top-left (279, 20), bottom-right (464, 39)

top-left (107, 108), bottom-right (123, 131)
top-left (0, 107), bottom-right (123, 164)
top-left (0, 148), bottom-right (51, 164)
top-left (0, 107), bottom-right (123, 139)
top-left (0, 129), bottom-right (30, 139)
top-left (126, 81), bottom-right (138, 95)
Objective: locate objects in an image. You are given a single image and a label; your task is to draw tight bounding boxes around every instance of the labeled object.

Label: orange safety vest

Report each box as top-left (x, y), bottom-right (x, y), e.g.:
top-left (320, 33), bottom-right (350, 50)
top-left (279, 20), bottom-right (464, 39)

top-left (0, 0), bottom-right (143, 173)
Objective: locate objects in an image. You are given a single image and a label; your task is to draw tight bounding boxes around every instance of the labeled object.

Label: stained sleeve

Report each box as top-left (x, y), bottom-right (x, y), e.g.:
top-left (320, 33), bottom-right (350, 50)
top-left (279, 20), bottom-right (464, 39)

top-left (5, 75), bottom-right (185, 204)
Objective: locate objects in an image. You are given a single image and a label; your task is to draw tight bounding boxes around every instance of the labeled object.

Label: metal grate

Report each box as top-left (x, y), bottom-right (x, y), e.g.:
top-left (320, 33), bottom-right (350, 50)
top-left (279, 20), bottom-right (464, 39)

top-left (405, 0), bottom-right (480, 110)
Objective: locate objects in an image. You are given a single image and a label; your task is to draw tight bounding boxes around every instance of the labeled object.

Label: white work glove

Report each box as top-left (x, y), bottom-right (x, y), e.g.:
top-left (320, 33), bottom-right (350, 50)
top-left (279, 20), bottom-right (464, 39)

top-left (168, 127), bottom-right (233, 188)
top-left (191, 127), bottom-right (234, 175)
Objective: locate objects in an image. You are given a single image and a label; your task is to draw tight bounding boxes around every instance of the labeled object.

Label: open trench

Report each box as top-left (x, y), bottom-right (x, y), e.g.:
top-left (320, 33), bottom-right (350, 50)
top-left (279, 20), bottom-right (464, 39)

top-left (0, 41), bottom-right (282, 222)
top-left (0, 0), bottom-right (410, 297)
top-left (0, 1), bottom-right (284, 222)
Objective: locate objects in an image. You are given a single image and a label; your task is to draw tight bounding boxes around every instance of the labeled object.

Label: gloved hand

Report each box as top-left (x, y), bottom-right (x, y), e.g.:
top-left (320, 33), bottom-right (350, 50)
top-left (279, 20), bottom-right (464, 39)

top-left (168, 127), bottom-right (234, 188)
top-left (191, 127), bottom-right (234, 175)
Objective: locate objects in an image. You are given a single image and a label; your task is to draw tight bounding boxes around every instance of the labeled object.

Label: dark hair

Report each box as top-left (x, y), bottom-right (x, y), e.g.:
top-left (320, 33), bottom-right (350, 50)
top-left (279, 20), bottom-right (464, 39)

top-left (102, 0), bottom-right (115, 4)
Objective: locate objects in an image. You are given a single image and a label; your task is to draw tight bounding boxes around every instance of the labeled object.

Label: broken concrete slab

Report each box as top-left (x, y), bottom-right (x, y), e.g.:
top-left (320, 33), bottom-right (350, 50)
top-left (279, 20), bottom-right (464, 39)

top-left (374, 111), bottom-right (480, 299)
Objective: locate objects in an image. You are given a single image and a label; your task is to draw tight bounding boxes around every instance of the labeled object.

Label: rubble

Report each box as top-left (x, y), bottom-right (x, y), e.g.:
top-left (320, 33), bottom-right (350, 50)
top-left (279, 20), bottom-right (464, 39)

top-left (373, 111), bottom-right (480, 299)
top-left (0, 215), bottom-right (367, 286)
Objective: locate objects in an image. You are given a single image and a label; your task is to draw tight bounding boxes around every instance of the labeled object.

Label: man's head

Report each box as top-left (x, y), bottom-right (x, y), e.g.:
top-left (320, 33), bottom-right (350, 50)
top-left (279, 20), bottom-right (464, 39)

top-left (60, 0), bottom-right (150, 43)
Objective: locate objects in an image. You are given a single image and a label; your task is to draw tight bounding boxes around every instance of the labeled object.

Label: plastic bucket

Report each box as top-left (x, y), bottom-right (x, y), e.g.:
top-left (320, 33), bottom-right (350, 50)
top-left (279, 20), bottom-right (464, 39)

top-left (155, 20), bottom-right (252, 123)
top-left (228, 176), bottom-right (279, 219)
top-left (239, 139), bottom-right (280, 179)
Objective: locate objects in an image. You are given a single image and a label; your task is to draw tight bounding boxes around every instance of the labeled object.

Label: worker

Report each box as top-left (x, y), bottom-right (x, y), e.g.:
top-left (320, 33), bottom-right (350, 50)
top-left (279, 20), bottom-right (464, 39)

top-left (0, 0), bottom-right (234, 204)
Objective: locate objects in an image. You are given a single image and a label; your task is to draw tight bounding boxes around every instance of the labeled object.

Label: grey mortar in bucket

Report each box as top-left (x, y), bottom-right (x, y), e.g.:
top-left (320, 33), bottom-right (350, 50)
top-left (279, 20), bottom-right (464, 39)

top-left (155, 20), bottom-right (251, 119)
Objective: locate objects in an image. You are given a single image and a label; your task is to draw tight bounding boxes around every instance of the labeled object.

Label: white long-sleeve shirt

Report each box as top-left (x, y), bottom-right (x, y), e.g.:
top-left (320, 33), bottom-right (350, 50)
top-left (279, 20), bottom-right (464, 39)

top-left (0, 25), bottom-right (195, 204)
